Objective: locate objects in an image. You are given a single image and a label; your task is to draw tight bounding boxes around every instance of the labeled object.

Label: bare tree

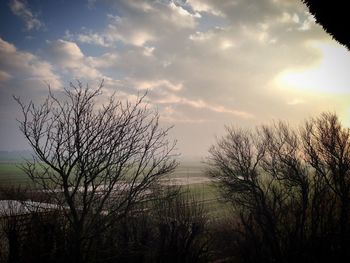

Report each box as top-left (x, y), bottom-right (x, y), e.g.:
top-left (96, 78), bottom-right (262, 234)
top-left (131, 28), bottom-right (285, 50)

top-left (14, 81), bottom-right (178, 262)
top-left (207, 113), bottom-right (350, 262)
top-left (302, 113), bottom-right (350, 254)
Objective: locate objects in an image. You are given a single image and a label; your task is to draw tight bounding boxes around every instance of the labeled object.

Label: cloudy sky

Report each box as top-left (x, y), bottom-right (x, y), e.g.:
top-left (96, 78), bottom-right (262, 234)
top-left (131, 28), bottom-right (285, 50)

top-left (1, 0), bottom-right (350, 158)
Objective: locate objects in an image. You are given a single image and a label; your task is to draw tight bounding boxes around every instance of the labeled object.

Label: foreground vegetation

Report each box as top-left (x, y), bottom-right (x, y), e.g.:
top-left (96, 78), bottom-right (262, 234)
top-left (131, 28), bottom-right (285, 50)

top-left (0, 186), bottom-right (215, 263)
top-left (208, 112), bottom-right (350, 263)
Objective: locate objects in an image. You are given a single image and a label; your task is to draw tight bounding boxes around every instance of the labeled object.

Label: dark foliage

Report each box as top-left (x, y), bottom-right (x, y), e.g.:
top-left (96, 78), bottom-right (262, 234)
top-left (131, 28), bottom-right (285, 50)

top-left (208, 113), bottom-right (350, 262)
top-left (0, 188), bottom-right (209, 263)
top-left (302, 0), bottom-right (350, 49)
top-left (14, 81), bottom-right (177, 262)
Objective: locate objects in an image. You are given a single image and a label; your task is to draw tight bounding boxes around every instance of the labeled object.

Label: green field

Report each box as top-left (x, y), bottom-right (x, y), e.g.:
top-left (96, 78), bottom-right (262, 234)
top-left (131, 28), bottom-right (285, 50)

top-left (0, 162), bottom-right (31, 186)
top-left (0, 161), bottom-right (208, 186)
top-left (185, 183), bottom-right (230, 218)
top-left (0, 161), bottom-right (229, 217)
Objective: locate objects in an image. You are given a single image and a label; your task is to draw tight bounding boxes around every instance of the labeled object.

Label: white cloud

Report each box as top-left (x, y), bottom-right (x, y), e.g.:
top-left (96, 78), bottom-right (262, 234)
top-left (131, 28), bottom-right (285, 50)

top-left (0, 38), bottom-right (60, 88)
top-left (143, 46), bottom-right (155, 56)
top-left (65, 30), bottom-right (110, 47)
top-left (0, 38), bottom-right (16, 53)
top-left (160, 105), bottom-right (211, 123)
top-left (86, 53), bottom-right (118, 68)
top-left (70, 1), bottom-right (201, 48)
top-left (166, 2), bottom-right (200, 28)
top-left (187, 0), bottom-right (224, 16)
top-left (0, 71), bottom-right (12, 82)
top-left (72, 14), bottom-right (155, 47)
top-left (133, 79), bottom-right (183, 92)
top-left (46, 39), bottom-right (84, 66)
top-left (104, 14), bottom-right (155, 46)
top-left (124, 1), bottom-right (154, 12)
top-left (77, 32), bottom-right (109, 47)
top-left (278, 12), bottom-right (298, 24)
top-left (9, 0), bottom-right (44, 30)
top-left (298, 13), bottom-right (316, 31)
top-left (46, 39), bottom-right (103, 80)
top-left (287, 99), bottom-right (305, 105)
top-left (189, 30), bottom-right (215, 42)
top-left (220, 39), bottom-right (234, 50)
top-left (153, 92), bottom-right (253, 119)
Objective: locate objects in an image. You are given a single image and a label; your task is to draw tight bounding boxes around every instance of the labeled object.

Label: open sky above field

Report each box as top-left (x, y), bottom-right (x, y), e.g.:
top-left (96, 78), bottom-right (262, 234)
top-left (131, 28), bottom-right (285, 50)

top-left (1, 0), bottom-right (350, 158)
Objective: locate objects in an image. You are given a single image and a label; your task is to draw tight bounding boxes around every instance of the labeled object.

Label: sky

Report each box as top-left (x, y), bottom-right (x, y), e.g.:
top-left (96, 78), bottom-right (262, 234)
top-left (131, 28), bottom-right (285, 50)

top-left (1, 0), bottom-right (350, 158)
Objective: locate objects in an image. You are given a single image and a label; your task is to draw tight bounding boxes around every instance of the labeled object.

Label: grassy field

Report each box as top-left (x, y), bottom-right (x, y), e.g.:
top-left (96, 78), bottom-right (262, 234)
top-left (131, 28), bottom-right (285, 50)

top-left (0, 162), bottom-right (31, 186)
top-left (0, 161), bottom-right (229, 217)
top-left (0, 161), bottom-right (209, 186)
top-left (185, 183), bottom-right (230, 218)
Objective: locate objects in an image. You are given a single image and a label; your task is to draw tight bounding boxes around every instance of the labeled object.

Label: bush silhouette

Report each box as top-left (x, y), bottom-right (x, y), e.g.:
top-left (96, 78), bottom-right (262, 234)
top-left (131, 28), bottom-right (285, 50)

top-left (208, 113), bottom-right (350, 262)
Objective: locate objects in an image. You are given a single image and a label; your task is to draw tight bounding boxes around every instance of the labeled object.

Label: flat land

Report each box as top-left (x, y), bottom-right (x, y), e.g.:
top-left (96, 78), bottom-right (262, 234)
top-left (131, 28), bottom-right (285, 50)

top-left (0, 161), bottom-right (229, 217)
top-left (0, 162), bottom-right (30, 186)
top-left (0, 161), bottom-right (210, 186)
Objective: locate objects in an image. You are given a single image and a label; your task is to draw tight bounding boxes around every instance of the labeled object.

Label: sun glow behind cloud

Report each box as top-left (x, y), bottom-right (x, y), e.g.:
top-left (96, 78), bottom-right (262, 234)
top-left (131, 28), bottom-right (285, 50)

top-left (276, 41), bottom-right (350, 94)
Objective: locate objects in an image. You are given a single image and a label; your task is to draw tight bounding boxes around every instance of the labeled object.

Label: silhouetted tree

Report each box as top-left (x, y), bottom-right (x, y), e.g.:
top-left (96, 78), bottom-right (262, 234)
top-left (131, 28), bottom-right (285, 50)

top-left (302, 0), bottom-right (350, 50)
top-left (208, 113), bottom-right (350, 262)
top-left (302, 113), bottom-right (350, 255)
top-left (14, 81), bottom-right (178, 262)
top-left (0, 187), bottom-right (67, 263)
top-left (152, 193), bottom-right (209, 262)
top-left (87, 188), bottom-right (209, 263)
